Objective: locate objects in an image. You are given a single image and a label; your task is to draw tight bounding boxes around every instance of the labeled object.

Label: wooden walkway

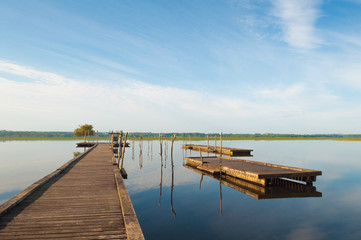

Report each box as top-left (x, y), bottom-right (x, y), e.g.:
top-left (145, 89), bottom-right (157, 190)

top-left (0, 144), bottom-right (143, 240)
top-left (184, 156), bottom-right (322, 186)
top-left (182, 144), bottom-right (253, 156)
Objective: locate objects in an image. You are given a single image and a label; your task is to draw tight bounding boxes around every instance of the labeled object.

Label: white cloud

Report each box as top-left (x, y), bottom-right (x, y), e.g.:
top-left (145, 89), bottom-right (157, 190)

top-left (0, 60), bottom-right (360, 133)
top-left (255, 83), bottom-right (306, 100)
top-left (273, 0), bottom-right (322, 49)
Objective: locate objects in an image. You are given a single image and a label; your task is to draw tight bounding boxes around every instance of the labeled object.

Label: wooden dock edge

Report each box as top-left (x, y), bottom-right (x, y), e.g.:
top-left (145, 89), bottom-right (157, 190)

top-left (0, 144), bottom-right (98, 217)
top-left (114, 169), bottom-right (144, 240)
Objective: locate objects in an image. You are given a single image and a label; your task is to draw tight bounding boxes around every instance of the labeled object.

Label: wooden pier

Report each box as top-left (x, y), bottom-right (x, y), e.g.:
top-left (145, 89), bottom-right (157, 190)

top-left (182, 144), bottom-right (253, 156)
top-left (184, 164), bottom-right (322, 199)
top-left (0, 143), bottom-right (144, 240)
top-left (184, 156), bottom-right (322, 186)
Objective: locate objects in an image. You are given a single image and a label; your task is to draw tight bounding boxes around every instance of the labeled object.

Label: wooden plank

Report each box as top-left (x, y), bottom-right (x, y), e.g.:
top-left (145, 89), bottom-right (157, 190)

top-left (182, 144), bottom-right (253, 156)
top-left (0, 143), bottom-right (143, 239)
top-left (0, 144), bottom-right (97, 217)
top-left (184, 156), bottom-right (322, 186)
top-left (114, 169), bottom-right (145, 240)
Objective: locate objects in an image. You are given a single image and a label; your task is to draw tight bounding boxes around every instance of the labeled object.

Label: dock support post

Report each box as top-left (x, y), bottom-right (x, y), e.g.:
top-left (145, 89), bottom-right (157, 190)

top-left (119, 132), bottom-right (128, 171)
top-left (220, 132), bottom-right (223, 156)
top-left (215, 134), bottom-right (217, 148)
top-left (117, 131), bottom-right (121, 164)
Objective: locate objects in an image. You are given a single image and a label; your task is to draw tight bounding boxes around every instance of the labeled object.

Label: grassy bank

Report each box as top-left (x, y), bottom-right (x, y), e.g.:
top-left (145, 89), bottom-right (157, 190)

top-left (1, 136), bottom-right (361, 141)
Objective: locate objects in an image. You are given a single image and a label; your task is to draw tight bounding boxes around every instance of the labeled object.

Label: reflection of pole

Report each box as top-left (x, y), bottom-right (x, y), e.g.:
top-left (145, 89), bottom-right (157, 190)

top-left (151, 137), bottom-right (153, 161)
top-left (139, 135), bottom-right (143, 169)
top-left (147, 136), bottom-right (150, 160)
top-left (220, 178), bottom-right (223, 216)
top-left (159, 152), bottom-right (163, 206)
top-left (170, 134), bottom-right (176, 218)
top-left (199, 174), bottom-right (204, 190)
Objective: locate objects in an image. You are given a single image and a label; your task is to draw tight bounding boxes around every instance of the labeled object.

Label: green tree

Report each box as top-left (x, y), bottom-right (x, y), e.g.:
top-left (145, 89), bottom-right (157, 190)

top-left (74, 124), bottom-right (95, 142)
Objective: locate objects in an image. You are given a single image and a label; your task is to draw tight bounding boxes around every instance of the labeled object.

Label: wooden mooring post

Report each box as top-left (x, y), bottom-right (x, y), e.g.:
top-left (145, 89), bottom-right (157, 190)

top-left (119, 132), bottom-right (128, 178)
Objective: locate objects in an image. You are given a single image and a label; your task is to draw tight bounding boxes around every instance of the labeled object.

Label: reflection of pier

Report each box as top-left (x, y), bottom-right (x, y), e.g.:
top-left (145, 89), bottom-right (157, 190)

top-left (184, 156), bottom-right (322, 186)
top-left (182, 144), bottom-right (253, 156)
top-left (184, 164), bottom-right (322, 199)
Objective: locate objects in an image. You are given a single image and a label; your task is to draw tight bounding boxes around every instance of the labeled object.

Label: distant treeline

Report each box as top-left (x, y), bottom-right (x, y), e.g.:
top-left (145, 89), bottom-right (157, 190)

top-left (1, 130), bottom-right (361, 139)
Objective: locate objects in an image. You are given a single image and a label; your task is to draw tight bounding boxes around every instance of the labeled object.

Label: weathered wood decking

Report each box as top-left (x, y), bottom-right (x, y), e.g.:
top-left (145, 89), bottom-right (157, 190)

top-left (184, 156), bottom-right (322, 186)
top-left (0, 143), bottom-right (143, 240)
top-left (182, 144), bottom-right (253, 156)
top-left (184, 164), bottom-right (322, 199)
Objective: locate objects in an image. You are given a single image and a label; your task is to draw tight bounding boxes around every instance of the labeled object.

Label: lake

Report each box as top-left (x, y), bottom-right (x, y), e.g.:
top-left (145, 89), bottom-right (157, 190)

top-left (1, 139), bottom-right (361, 239)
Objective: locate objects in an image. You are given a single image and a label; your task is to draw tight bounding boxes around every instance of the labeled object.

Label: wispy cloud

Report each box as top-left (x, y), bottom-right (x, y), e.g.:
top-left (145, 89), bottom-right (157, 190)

top-left (0, 59), bottom-right (360, 133)
top-left (272, 0), bottom-right (322, 49)
top-left (255, 83), bottom-right (306, 100)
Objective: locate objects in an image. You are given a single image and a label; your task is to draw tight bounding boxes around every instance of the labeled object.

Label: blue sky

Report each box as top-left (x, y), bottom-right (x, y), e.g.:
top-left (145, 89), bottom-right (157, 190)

top-left (1, 0), bottom-right (361, 133)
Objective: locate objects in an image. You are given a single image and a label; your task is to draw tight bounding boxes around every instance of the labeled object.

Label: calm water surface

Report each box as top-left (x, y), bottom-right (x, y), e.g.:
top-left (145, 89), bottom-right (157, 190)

top-left (0, 140), bottom-right (79, 204)
top-left (1, 140), bottom-right (361, 239)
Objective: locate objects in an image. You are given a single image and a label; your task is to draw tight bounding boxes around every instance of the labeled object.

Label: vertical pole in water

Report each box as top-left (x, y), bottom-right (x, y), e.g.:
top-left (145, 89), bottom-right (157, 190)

top-left (220, 132), bottom-right (223, 160)
top-left (117, 132), bottom-right (121, 164)
top-left (207, 135), bottom-right (209, 156)
top-left (189, 135), bottom-right (191, 145)
top-left (199, 149), bottom-right (203, 166)
top-left (159, 133), bottom-right (162, 156)
top-left (215, 134), bottom-right (217, 156)
top-left (219, 132), bottom-right (223, 216)
top-left (97, 130), bottom-right (98, 143)
top-left (120, 132), bottom-right (128, 170)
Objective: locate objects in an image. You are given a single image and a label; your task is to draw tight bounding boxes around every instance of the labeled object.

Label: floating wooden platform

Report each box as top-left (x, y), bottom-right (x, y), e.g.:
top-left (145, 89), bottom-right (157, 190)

top-left (76, 142), bottom-right (96, 147)
top-left (184, 164), bottom-right (322, 199)
top-left (182, 144), bottom-right (253, 156)
top-left (112, 143), bottom-right (130, 148)
top-left (184, 156), bottom-right (322, 186)
top-left (0, 143), bottom-right (144, 240)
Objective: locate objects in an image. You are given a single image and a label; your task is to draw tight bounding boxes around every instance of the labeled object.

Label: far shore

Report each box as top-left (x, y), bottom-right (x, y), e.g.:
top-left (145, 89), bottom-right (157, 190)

top-left (1, 137), bottom-right (360, 141)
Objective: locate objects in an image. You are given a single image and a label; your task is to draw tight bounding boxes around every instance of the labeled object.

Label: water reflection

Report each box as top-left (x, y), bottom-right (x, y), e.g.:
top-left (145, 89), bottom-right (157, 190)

top-left (183, 164), bottom-right (322, 200)
top-left (159, 136), bottom-right (163, 206)
top-left (158, 154), bottom-right (163, 206)
top-left (170, 135), bottom-right (176, 218)
top-left (132, 136), bottom-right (135, 161)
top-left (139, 137), bottom-right (143, 169)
